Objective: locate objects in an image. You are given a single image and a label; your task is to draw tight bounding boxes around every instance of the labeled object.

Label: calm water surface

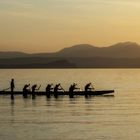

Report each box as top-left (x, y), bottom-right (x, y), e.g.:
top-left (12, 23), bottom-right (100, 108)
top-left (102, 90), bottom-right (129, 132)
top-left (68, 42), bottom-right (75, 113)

top-left (0, 69), bottom-right (140, 140)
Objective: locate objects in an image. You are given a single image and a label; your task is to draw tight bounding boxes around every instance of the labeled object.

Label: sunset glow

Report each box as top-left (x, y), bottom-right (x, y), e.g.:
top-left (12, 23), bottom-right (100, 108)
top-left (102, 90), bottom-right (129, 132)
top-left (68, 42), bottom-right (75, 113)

top-left (0, 0), bottom-right (140, 52)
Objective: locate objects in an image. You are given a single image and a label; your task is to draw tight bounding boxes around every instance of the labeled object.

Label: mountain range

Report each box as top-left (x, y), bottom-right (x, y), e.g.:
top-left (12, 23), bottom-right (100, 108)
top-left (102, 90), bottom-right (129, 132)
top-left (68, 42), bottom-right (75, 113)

top-left (1, 42), bottom-right (140, 68)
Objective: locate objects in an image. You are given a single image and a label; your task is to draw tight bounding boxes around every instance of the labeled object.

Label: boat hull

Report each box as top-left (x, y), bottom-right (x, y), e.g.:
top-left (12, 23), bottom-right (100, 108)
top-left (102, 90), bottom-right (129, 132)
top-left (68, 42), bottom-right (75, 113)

top-left (0, 90), bottom-right (114, 96)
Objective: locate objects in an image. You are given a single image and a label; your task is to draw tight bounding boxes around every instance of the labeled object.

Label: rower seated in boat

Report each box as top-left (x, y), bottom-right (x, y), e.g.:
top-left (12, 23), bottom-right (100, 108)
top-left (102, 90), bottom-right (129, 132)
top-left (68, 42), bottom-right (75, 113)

top-left (31, 84), bottom-right (41, 99)
top-left (69, 83), bottom-right (78, 92)
top-left (46, 84), bottom-right (53, 97)
top-left (54, 83), bottom-right (64, 97)
top-left (85, 83), bottom-right (94, 92)
top-left (23, 84), bottom-right (30, 98)
top-left (46, 84), bottom-right (53, 92)
top-left (69, 83), bottom-right (79, 98)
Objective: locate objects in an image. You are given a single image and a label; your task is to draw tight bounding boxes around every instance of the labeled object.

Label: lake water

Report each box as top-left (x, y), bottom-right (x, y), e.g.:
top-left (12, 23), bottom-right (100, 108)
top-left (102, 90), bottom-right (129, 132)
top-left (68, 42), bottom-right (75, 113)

top-left (0, 69), bottom-right (140, 140)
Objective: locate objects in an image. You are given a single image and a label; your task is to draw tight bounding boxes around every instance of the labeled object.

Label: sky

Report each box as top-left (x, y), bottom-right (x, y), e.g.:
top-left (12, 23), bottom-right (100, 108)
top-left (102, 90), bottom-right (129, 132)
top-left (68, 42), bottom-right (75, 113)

top-left (0, 0), bottom-right (140, 53)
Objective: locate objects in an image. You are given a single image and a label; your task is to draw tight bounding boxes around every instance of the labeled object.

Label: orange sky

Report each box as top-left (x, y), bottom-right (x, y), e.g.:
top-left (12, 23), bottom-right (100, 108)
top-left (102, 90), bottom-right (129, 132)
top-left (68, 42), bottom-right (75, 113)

top-left (0, 0), bottom-right (140, 52)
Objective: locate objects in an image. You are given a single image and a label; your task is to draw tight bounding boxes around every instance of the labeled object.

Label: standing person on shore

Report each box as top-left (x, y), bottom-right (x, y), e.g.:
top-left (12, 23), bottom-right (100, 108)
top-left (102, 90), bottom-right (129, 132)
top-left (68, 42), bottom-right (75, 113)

top-left (10, 78), bottom-right (15, 100)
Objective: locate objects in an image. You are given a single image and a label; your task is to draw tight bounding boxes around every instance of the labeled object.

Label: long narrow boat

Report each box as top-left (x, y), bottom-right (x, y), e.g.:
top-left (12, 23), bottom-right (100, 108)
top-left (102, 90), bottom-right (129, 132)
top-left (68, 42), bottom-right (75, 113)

top-left (0, 90), bottom-right (114, 96)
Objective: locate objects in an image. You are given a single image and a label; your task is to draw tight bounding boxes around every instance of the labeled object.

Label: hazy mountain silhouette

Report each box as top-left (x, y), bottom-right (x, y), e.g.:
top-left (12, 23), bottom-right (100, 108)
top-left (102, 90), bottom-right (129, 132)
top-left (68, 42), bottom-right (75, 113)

top-left (0, 58), bottom-right (76, 68)
top-left (0, 51), bottom-right (29, 58)
top-left (56, 42), bottom-right (140, 58)
top-left (1, 42), bottom-right (140, 68)
top-left (1, 42), bottom-right (140, 58)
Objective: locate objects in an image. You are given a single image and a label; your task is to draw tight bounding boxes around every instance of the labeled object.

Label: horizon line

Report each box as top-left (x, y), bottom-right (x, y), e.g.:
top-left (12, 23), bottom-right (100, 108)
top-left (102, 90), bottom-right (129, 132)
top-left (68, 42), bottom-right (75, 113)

top-left (0, 41), bottom-right (139, 54)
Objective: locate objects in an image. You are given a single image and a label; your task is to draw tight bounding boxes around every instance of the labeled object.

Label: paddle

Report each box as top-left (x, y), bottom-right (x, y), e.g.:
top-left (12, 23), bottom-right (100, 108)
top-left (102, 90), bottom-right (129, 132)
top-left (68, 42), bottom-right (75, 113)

top-left (76, 87), bottom-right (82, 91)
top-left (90, 83), bottom-right (95, 91)
top-left (1, 87), bottom-right (10, 92)
top-left (37, 85), bottom-right (41, 91)
top-left (75, 85), bottom-right (82, 91)
top-left (60, 85), bottom-right (65, 92)
top-left (0, 87), bottom-right (10, 95)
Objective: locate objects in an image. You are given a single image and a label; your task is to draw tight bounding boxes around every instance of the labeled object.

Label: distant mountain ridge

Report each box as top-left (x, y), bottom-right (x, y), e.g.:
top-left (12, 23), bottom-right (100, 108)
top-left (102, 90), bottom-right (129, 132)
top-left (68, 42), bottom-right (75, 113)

top-left (0, 51), bottom-right (29, 58)
top-left (0, 42), bottom-right (140, 59)
top-left (1, 42), bottom-right (140, 68)
top-left (58, 42), bottom-right (140, 58)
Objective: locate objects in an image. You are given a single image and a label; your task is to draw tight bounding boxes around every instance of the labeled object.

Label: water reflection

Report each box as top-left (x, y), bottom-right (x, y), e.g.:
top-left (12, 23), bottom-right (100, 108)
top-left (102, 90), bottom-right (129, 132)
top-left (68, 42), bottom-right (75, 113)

top-left (0, 90), bottom-right (139, 140)
top-left (11, 99), bottom-right (15, 106)
top-left (11, 100), bottom-right (14, 114)
top-left (23, 98), bottom-right (30, 108)
top-left (10, 100), bottom-right (15, 123)
top-left (103, 95), bottom-right (115, 97)
top-left (0, 69), bottom-right (140, 140)
top-left (69, 97), bottom-right (77, 105)
top-left (31, 99), bottom-right (37, 107)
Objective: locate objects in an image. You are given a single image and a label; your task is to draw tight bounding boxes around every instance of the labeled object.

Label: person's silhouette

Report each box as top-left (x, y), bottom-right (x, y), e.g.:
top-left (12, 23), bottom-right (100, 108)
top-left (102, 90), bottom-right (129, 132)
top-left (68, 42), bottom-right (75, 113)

top-left (31, 84), bottom-right (37, 99)
top-left (10, 79), bottom-right (15, 100)
top-left (54, 84), bottom-right (63, 98)
top-left (23, 84), bottom-right (30, 98)
top-left (69, 83), bottom-right (78, 98)
top-left (46, 84), bottom-right (53, 98)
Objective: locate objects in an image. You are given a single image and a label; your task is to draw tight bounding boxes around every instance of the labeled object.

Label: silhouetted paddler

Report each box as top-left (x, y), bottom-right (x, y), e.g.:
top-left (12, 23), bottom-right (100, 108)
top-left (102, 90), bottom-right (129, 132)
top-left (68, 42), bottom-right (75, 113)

top-left (23, 84), bottom-right (30, 98)
top-left (31, 84), bottom-right (37, 99)
top-left (85, 83), bottom-right (93, 91)
top-left (69, 83), bottom-right (78, 98)
top-left (46, 84), bottom-right (53, 98)
top-left (54, 84), bottom-right (63, 98)
top-left (84, 83), bottom-right (94, 97)
top-left (10, 79), bottom-right (15, 100)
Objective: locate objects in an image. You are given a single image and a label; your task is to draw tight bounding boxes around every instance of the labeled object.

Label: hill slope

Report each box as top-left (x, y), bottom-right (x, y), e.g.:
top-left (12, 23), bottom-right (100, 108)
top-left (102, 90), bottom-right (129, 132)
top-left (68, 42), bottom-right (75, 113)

top-left (0, 42), bottom-right (140, 58)
top-left (1, 42), bottom-right (140, 68)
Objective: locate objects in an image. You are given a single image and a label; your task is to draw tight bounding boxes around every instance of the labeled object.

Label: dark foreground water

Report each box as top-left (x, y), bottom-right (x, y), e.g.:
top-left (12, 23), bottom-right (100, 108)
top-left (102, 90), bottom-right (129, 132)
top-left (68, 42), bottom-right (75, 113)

top-left (0, 69), bottom-right (140, 140)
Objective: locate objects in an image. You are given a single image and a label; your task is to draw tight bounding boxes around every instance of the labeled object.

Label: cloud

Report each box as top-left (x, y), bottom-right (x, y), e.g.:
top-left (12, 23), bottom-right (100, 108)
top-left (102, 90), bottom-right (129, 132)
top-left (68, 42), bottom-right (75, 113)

top-left (0, 0), bottom-right (32, 9)
top-left (0, 0), bottom-right (48, 20)
top-left (94, 0), bottom-right (140, 7)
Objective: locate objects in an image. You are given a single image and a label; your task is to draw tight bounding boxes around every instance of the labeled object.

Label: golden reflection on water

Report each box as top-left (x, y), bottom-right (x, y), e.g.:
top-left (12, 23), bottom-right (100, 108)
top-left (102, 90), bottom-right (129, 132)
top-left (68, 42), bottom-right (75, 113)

top-left (0, 69), bottom-right (140, 139)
